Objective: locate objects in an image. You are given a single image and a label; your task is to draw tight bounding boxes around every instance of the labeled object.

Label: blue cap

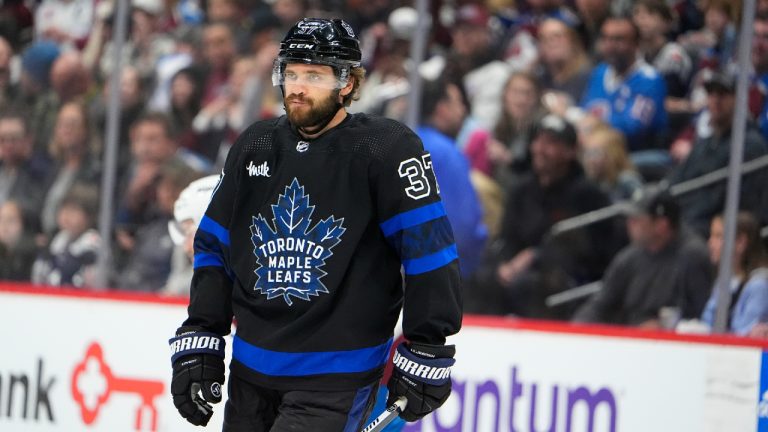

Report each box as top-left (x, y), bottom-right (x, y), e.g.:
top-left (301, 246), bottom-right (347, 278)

top-left (21, 41), bottom-right (61, 86)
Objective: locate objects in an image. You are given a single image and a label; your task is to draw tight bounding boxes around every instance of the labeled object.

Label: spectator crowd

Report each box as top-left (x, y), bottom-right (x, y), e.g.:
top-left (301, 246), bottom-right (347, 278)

top-left (1, 0), bottom-right (768, 336)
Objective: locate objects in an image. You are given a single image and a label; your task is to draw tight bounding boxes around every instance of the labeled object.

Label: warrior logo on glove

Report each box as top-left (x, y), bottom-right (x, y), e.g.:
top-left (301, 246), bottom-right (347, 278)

top-left (387, 342), bottom-right (456, 422)
top-left (169, 329), bottom-right (226, 427)
top-left (210, 382), bottom-right (222, 399)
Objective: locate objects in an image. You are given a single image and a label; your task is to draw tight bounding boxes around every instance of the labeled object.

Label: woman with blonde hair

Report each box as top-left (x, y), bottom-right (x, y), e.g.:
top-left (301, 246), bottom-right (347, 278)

top-left (580, 124), bottom-right (643, 201)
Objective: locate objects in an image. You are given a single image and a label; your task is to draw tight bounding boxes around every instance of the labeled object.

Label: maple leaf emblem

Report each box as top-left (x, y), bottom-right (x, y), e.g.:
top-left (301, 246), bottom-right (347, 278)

top-left (250, 178), bottom-right (345, 306)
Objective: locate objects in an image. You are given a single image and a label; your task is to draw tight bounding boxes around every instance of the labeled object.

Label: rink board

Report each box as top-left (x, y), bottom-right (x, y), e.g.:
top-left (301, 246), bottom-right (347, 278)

top-left (0, 283), bottom-right (767, 432)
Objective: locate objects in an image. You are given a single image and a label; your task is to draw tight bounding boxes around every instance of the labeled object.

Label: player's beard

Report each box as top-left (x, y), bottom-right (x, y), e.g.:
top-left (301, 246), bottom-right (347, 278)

top-left (285, 90), bottom-right (340, 130)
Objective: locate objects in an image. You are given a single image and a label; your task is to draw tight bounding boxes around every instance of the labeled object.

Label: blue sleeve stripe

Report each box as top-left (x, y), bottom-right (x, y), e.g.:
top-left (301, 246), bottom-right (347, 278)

top-left (385, 216), bottom-right (455, 260)
top-left (193, 252), bottom-right (225, 269)
top-left (379, 202), bottom-right (447, 237)
top-left (199, 216), bottom-right (230, 246)
top-left (232, 335), bottom-right (393, 376)
top-left (402, 244), bottom-right (458, 275)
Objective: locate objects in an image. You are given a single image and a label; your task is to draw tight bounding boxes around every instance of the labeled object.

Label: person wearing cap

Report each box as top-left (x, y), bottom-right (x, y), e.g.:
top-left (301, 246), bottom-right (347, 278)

top-left (471, 114), bottom-right (618, 318)
top-left (666, 71), bottom-right (768, 237)
top-left (168, 18), bottom-right (461, 430)
top-left (18, 40), bottom-right (60, 155)
top-left (573, 188), bottom-right (713, 327)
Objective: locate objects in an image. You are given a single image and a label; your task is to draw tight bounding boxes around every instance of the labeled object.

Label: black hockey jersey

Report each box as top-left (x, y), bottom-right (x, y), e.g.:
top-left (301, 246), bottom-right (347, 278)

top-left (182, 113), bottom-right (462, 391)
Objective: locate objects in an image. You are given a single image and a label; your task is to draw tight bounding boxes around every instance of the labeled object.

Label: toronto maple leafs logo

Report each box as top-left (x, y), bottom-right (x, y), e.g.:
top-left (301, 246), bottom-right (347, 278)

top-left (250, 178), bottom-right (345, 306)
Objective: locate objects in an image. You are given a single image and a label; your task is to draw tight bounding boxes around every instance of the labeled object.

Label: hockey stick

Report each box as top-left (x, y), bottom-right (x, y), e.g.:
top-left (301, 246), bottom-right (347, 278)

top-left (361, 396), bottom-right (407, 432)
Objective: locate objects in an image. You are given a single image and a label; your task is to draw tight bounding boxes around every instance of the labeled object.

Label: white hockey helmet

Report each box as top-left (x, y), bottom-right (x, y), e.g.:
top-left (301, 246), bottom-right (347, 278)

top-left (168, 174), bottom-right (220, 245)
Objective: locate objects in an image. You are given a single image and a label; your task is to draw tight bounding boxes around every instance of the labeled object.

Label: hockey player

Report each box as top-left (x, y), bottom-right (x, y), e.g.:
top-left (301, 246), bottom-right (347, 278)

top-left (168, 17), bottom-right (462, 431)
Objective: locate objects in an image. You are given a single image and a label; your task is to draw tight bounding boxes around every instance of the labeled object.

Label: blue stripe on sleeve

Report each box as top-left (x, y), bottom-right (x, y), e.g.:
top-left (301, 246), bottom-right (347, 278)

top-left (232, 336), bottom-right (393, 376)
top-left (199, 216), bottom-right (230, 246)
top-left (193, 252), bottom-right (225, 269)
top-left (402, 244), bottom-right (458, 275)
top-left (379, 202), bottom-right (447, 237)
top-left (386, 216), bottom-right (455, 260)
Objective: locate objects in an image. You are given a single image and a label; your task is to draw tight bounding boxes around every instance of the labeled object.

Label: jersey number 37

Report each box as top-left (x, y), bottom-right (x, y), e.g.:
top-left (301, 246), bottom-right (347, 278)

top-left (398, 154), bottom-right (439, 200)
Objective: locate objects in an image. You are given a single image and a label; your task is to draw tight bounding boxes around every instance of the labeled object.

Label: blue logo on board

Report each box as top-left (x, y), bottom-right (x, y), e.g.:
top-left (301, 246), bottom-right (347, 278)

top-left (759, 351), bottom-right (768, 431)
top-left (250, 178), bottom-right (345, 305)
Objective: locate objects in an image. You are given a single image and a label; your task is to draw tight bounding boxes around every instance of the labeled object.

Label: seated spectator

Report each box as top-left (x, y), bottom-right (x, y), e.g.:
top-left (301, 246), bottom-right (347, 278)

top-left (580, 123), bottom-right (644, 201)
top-left (417, 78), bottom-right (488, 278)
top-left (114, 159), bottom-right (201, 292)
top-left (0, 36), bottom-right (17, 109)
top-left (666, 72), bottom-right (768, 237)
top-left (31, 184), bottom-right (101, 288)
top-left (17, 41), bottom-right (60, 155)
top-left (89, 65), bottom-right (147, 175)
top-left (350, 7), bottom-right (414, 121)
top-left (193, 57), bottom-right (257, 166)
top-left (98, 0), bottom-right (175, 82)
top-left (0, 200), bottom-right (37, 281)
top-left (465, 71), bottom-right (545, 189)
top-left (0, 109), bottom-right (50, 218)
top-left (701, 212), bottom-right (768, 336)
top-left (116, 111), bottom-right (208, 243)
top-left (751, 16), bottom-right (768, 140)
top-left (573, 188), bottom-right (713, 326)
top-left (634, 0), bottom-right (692, 100)
top-left (40, 100), bottom-right (101, 236)
top-left (0, 0), bottom-right (33, 49)
top-left (677, 0), bottom-right (737, 72)
top-left (445, 4), bottom-right (510, 130)
top-left (199, 22), bottom-right (238, 107)
top-left (146, 25), bottom-right (200, 113)
top-left (633, 0), bottom-right (694, 139)
top-left (677, 0), bottom-right (740, 114)
top-left (581, 15), bottom-right (668, 152)
top-left (167, 66), bottom-right (204, 155)
top-left (535, 17), bottom-right (592, 107)
top-left (163, 174), bottom-right (220, 296)
top-left (469, 115), bottom-right (618, 319)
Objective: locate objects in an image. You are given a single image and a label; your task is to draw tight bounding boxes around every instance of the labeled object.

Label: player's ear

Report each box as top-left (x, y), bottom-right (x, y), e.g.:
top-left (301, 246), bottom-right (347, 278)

top-left (339, 76), bottom-right (354, 97)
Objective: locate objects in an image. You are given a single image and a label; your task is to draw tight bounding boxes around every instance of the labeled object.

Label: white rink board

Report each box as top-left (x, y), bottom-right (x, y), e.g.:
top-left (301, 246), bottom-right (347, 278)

top-left (0, 285), bottom-right (766, 432)
top-left (0, 286), bottom-right (230, 432)
top-left (407, 323), bottom-right (765, 432)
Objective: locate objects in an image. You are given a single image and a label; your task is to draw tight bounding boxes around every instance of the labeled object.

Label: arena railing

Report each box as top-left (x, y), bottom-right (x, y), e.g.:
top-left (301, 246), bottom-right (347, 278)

top-left (545, 153), bottom-right (768, 308)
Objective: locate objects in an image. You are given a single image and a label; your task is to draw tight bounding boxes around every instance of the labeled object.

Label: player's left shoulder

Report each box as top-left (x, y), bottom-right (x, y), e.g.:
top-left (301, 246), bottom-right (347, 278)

top-left (343, 113), bottom-right (423, 159)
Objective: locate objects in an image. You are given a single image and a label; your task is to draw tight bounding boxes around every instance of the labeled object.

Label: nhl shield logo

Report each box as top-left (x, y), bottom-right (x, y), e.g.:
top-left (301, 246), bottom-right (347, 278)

top-left (250, 178), bottom-right (345, 305)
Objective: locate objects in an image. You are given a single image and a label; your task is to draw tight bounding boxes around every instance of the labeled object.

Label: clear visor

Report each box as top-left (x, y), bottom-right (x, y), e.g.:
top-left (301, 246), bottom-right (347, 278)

top-left (271, 59), bottom-right (350, 89)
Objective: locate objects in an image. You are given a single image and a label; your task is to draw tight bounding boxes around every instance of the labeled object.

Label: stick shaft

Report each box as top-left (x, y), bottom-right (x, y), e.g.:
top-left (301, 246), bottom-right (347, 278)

top-left (361, 397), bottom-right (407, 432)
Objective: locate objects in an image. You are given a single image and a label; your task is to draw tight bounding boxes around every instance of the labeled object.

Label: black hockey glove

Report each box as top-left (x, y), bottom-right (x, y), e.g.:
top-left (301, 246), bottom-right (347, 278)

top-left (386, 342), bottom-right (456, 422)
top-left (169, 328), bottom-right (226, 426)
